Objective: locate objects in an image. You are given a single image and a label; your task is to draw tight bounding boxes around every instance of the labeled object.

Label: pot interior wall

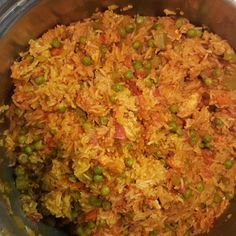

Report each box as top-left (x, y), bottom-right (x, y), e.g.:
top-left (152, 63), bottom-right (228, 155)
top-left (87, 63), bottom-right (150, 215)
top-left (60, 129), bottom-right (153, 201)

top-left (0, 0), bottom-right (236, 235)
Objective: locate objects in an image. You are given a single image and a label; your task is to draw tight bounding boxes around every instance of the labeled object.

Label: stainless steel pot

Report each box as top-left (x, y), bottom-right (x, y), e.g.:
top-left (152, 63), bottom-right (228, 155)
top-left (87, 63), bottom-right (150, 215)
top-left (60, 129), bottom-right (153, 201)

top-left (0, 1), bottom-right (236, 235)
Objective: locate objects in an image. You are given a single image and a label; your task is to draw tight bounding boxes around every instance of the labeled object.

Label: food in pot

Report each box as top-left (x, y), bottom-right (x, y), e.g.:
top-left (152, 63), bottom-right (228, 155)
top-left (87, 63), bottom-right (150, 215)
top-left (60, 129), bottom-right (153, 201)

top-left (4, 8), bottom-right (236, 236)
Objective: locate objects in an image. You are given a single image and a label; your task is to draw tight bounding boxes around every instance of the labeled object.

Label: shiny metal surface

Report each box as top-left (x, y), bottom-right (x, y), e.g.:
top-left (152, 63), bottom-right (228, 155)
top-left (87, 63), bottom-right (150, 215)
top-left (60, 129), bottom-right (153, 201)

top-left (0, 0), bottom-right (236, 235)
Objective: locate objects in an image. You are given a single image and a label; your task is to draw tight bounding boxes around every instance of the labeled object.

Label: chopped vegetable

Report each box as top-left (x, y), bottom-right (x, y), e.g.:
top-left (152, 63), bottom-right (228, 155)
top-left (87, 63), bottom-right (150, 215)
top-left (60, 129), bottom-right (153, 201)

top-left (112, 83), bottom-right (124, 92)
top-left (58, 104), bottom-right (66, 113)
top-left (147, 38), bottom-right (155, 48)
top-left (203, 77), bottom-right (213, 86)
top-left (213, 193), bottom-right (222, 203)
top-left (93, 175), bottom-right (104, 183)
top-left (133, 61), bottom-right (142, 70)
top-left (125, 23), bottom-right (135, 33)
top-left (119, 27), bottom-right (127, 38)
top-left (176, 18), bottom-right (183, 29)
top-left (34, 140), bottom-right (43, 151)
top-left (152, 23), bottom-right (163, 30)
top-left (135, 15), bottom-right (144, 24)
top-left (124, 70), bottom-right (134, 80)
top-left (125, 157), bottom-right (133, 167)
top-left (224, 159), bottom-right (234, 169)
top-left (79, 36), bottom-right (87, 45)
top-left (24, 146), bottom-right (33, 155)
top-left (88, 196), bottom-right (102, 207)
top-left (18, 135), bottom-right (26, 144)
top-left (35, 76), bottom-right (45, 85)
top-left (102, 200), bottom-right (111, 211)
top-left (82, 55), bottom-right (92, 66)
top-left (155, 32), bottom-right (167, 50)
top-left (186, 28), bottom-right (197, 38)
top-left (169, 104), bottom-right (178, 114)
top-left (132, 40), bottom-right (142, 50)
top-left (214, 117), bottom-right (223, 126)
top-left (51, 38), bottom-right (61, 48)
top-left (101, 186), bottom-right (110, 196)
top-left (99, 116), bottom-right (108, 126)
top-left (183, 188), bottom-right (192, 200)
top-left (93, 166), bottom-right (103, 175)
top-left (82, 122), bottom-right (91, 131)
top-left (196, 182), bottom-right (204, 192)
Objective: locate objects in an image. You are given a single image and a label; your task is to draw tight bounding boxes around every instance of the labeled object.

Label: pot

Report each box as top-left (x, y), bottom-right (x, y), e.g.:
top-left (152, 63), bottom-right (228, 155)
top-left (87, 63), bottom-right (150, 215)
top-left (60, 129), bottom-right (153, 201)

top-left (0, 1), bottom-right (236, 235)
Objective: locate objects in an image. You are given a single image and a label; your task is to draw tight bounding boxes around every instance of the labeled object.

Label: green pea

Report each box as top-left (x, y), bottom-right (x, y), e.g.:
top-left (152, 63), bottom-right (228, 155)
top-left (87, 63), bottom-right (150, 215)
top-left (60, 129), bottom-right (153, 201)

top-left (100, 44), bottom-right (108, 54)
top-left (176, 127), bottom-right (184, 137)
top-left (15, 166), bottom-right (25, 176)
top-left (93, 165), bottom-right (103, 175)
top-left (88, 196), bottom-right (102, 207)
top-left (125, 157), bottom-right (133, 167)
top-left (225, 192), bottom-right (234, 200)
top-left (99, 116), bottom-right (108, 126)
top-left (145, 78), bottom-right (153, 88)
top-left (152, 23), bottom-right (162, 30)
top-left (175, 18), bottom-right (183, 29)
top-left (124, 70), bottom-right (134, 80)
top-left (93, 174), bottom-right (104, 183)
top-left (198, 142), bottom-right (205, 149)
top-left (69, 175), bottom-right (77, 183)
top-left (212, 68), bottom-right (221, 78)
top-left (75, 225), bottom-right (85, 236)
top-left (24, 146), bottom-right (32, 155)
top-left (14, 108), bottom-right (23, 117)
top-left (186, 28), bottom-right (197, 38)
top-left (221, 177), bottom-right (230, 186)
top-left (147, 38), bottom-right (155, 48)
top-left (15, 177), bottom-right (28, 190)
top-left (109, 95), bottom-right (116, 103)
top-left (136, 15), bottom-right (144, 24)
top-left (25, 55), bottom-right (34, 63)
top-left (152, 77), bottom-right (159, 85)
top-left (224, 52), bottom-right (236, 62)
top-left (183, 188), bottom-right (192, 200)
top-left (133, 61), bottom-right (142, 70)
top-left (213, 193), bottom-right (222, 203)
top-left (189, 129), bottom-right (197, 138)
top-left (214, 117), bottom-right (223, 126)
top-left (86, 221), bottom-right (95, 230)
top-left (202, 134), bottom-right (212, 143)
top-left (189, 137), bottom-right (197, 146)
top-left (34, 140), bottom-right (43, 151)
top-left (168, 120), bottom-right (177, 132)
top-left (119, 27), bottom-right (127, 38)
top-left (101, 186), bottom-right (110, 196)
top-left (132, 40), bottom-right (142, 50)
top-left (17, 153), bottom-right (28, 164)
top-left (149, 229), bottom-right (158, 236)
top-left (82, 122), bottom-right (91, 131)
top-left (18, 135), bottom-right (26, 144)
top-left (169, 104), bottom-right (178, 114)
top-left (58, 104), bottom-right (66, 113)
top-left (196, 182), bottom-right (204, 192)
top-left (35, 75), bottom-right (45, 85)
top-left (82, 55), bottom-right (92, 66)
top-left (203, 77), bottom-right (213, 86)
top-left (224, 159), bottom-right (234, 169)
top-left (51, 38), bottom-right (61, 48)
top-left (50, 128), bottom-right (56, 136)
top-left (143, 61), bottom-right (151, 71)
top-left (102, 200), bottom-right (111, 211)
top-left (125, 23), bottom-right (135, 33)
top-left (79, 36), bottom-right (87, 45)
top-left (112, 83), bottom-right (124, 92)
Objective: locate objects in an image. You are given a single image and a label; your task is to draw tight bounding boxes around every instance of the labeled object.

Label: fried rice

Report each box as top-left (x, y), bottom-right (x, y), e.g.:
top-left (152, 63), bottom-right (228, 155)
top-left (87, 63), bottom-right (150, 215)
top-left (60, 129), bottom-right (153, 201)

top-left (4, 8), bottom-right (236, 236)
